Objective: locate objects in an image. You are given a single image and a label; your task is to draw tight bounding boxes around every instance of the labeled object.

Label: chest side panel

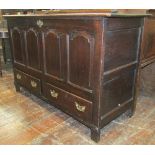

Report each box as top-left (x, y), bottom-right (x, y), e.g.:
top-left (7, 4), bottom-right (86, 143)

top-left (141, 17), bottom-right (155, 66)
top-left (101, 18), bottom-right (142, 124)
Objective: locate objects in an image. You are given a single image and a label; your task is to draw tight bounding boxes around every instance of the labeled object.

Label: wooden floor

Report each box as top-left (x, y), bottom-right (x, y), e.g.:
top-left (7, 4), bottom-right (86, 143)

top-left (0, 62), bottom-right (155, 144)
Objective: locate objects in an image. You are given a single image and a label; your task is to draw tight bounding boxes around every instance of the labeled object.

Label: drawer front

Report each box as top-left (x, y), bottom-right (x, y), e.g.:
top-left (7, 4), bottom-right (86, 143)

top-left (14, 69), bottom-right (27, 86)
top-left (42, 82), bottom-right (92, 123)
top-left (14, 69), bottom-right (41, 95)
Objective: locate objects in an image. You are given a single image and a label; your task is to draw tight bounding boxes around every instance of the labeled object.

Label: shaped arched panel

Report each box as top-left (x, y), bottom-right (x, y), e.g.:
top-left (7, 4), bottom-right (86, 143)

top-left (26, 29), bottom-right (40, 70)
top-left (68, 31), bottom-right (94, 92)
top-left (11, 28), bottom-right (24, 64)
top-left (43, 30), bottom-right (64, 80)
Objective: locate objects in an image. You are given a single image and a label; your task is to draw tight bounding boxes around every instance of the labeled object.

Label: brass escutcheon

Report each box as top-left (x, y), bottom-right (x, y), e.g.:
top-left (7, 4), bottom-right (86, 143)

top-left (50, 90), bottom-right (58, 98)
top-left (31, 80), bottom-right (37, 88)
top-left (16, 74), bottom-right (21, 80)
top-left (37, 20), bottom-right (43, 28)
top-left (75, 102), bottom-right (86, 112)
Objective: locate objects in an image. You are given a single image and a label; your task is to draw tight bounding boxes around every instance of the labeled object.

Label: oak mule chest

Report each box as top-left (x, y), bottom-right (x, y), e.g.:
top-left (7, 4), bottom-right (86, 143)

top-left (5, 13), bottom-right (144, 142)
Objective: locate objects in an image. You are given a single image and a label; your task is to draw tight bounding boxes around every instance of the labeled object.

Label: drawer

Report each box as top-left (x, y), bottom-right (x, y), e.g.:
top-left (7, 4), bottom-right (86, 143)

top-left (14, 69), bottom-right (41, 95)
top-left (42, 82), bottom-right (92, 123)
top-left (14, 69), bottom-right (27, 86)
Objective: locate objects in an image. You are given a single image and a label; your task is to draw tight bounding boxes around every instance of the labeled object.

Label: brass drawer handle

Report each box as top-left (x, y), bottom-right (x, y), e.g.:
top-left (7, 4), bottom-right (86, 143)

top-left (75, 102), bottom-right (86, 112)
top-left (16, 74), bottom-right (21, 80)
top-left (31, 80), bottom-right (37, 88)
top-left (50, 90), bottom-right (58, 98)
top-left (37, 20), bottom-right (43, 28)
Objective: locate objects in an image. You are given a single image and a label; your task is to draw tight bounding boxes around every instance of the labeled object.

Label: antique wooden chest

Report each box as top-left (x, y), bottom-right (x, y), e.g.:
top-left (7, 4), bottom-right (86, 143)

top-left (5, 13), bottom-right (145, 142)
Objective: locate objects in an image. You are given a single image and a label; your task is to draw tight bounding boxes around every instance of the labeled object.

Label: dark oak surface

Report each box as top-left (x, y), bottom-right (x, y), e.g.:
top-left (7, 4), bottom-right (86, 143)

top-left (5, 14), bottom-right (144, 142)
top-left (4, 12), bottom-right (149, 18)
top-left (141, 10), bottom-right (155, 67)
top-left (139, 10), bottom-right (155, 98)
